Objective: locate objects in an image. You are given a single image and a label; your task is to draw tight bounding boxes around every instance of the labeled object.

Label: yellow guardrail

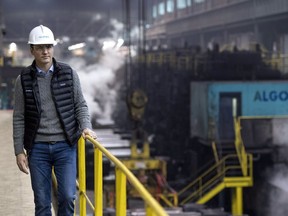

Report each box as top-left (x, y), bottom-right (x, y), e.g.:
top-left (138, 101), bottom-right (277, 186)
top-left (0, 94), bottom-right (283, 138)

top-left (178, 153), bottom-right (253, 205)
top-left (211, 141), bottom-right (220, 165)
top-left (234, 117), bottom-right (248, 176)
top-left (77, 135), bottom-right (168, 216)
top-left (232, 98), bottom-right (249, 177)
top-left (178, 108), bottom-right (254, 206)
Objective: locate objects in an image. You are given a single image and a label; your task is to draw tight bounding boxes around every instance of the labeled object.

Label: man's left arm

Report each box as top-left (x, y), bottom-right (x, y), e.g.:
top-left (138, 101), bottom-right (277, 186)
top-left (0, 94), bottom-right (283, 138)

top-left (72, 70), bottom-right (97, 139)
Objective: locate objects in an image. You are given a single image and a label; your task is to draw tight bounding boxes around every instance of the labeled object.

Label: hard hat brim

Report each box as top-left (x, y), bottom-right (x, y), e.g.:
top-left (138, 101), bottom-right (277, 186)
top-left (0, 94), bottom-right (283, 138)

top-left (28, 41), bottom-right (57, 46)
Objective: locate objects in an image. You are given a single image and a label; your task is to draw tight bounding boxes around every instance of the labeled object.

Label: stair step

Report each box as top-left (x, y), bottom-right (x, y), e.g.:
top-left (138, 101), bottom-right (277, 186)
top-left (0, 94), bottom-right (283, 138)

top-left (89, 128), bottom-right (132, 158)
top-left (128, 208), bottom-right (201, 216)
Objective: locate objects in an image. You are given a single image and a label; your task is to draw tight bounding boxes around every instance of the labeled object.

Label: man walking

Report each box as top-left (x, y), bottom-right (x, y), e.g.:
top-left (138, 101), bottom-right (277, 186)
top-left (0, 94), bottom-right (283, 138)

top-left (13, 24), bottom-right (96, 216)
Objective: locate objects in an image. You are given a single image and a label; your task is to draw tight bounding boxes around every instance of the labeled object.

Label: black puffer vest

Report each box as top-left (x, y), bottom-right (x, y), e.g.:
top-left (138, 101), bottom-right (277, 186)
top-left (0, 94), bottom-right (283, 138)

top-left (21, 58), bottom-right (81, 150)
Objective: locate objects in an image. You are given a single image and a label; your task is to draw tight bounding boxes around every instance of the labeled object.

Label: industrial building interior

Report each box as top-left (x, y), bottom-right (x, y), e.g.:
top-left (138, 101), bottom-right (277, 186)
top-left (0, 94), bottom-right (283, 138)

top-left (1, 0), bottom-right (288, 216)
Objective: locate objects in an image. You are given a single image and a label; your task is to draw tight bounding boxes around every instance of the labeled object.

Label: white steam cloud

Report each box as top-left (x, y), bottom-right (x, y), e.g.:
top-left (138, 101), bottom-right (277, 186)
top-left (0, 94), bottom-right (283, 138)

top-left (66, 17), bottom-right (126, 125)
top-left (69, 48), bottom-right (125, 125)
top-left (267, 163), bottom-right (288, 216)
top-left (62, 16), bottom-right (143, 126)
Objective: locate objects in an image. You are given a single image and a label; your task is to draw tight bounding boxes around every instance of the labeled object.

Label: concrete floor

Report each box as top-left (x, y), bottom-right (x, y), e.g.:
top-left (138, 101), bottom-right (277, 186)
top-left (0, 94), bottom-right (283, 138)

top-left (0, 110), bottom-right (34, 216)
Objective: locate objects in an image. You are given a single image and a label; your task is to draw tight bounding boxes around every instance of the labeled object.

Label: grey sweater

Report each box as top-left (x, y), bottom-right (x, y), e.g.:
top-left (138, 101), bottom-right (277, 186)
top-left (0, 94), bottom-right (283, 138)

top-left (13, 69), bottom-right (92, 155)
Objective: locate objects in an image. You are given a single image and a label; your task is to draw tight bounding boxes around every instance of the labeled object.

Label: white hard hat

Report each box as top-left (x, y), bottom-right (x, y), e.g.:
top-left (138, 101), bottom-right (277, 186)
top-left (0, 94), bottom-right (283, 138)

top-left (28, 25), bottom-right (56, 45)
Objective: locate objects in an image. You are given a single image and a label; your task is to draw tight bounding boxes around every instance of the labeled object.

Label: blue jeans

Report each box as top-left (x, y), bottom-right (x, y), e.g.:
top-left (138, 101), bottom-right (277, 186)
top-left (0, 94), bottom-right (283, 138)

top-left (28, 141), bottom-right (77, 216)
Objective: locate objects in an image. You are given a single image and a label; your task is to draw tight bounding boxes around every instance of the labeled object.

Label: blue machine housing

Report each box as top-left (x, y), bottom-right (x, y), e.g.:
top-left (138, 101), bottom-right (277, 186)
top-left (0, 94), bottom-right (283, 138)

top-left (190, 81), bottom-right (288, 147)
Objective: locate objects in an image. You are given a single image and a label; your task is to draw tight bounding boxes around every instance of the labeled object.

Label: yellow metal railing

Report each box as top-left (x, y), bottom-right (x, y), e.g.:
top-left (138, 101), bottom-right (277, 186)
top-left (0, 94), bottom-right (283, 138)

top-left (234, 117), bottom-right (248, 176)
top-left (232, 98), bottom-right (249, 177)
top-left (211, 141), bottom-right (220, 165)
top-left (178, 112), bottom-right (254, 206)
top-left (178, 153), bottom-right (253, 205)
top-left (77, 135), bottom-right (168, 216)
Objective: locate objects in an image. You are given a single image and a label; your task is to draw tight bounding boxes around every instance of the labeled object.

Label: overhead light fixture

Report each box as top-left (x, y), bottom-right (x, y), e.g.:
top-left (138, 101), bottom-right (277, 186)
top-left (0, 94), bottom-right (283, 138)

top-left (68, 42), bottom-right (86, 51)
top-left (102, 40), bottom-right (116, 50)
top-left (9, 42), bottom-right (17, 53)
top-left (116, 38), bottom-right (124, 49)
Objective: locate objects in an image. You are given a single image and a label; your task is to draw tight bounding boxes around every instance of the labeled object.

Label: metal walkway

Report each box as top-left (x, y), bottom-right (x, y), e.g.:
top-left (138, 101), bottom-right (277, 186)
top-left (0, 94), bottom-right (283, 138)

top-left (0, 110), bottom-right (34, 216)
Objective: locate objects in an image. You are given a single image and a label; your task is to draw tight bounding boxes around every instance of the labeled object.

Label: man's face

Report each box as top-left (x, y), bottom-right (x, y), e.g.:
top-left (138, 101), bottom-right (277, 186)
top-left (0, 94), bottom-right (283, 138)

top-left (30, 44), bottom-right (54, 66)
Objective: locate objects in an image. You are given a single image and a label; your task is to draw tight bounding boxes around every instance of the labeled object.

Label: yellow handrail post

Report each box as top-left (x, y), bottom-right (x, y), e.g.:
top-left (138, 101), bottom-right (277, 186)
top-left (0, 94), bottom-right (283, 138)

top-left (76, 136), bottom-right (168, 216)
top-left (235, 117), bottom-right (248, 177)
top-left (51, 168), bottom-right (58, 215)
top-left (115, 167), bottom-right (127, 216)
top-left (94, 147), bottom-right (103, 215)
top-left (212, 141), bottom-right (219, 165)
top-left (78, 137), bottom-right (87, 216)
top-left (231, 187), bottom-right (243, 216)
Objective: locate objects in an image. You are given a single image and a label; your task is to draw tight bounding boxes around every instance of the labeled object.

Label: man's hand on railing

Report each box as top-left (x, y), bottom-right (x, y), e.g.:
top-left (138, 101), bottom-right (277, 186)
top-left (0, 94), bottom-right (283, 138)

top-left (82, 128), bottom-right (97, 139)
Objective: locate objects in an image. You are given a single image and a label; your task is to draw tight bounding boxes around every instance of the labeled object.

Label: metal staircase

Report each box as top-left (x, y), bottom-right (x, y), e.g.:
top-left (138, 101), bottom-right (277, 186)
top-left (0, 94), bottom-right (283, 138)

top-left (178, 154), bottom-right (253, 205)
top-left (92, 111), bottom-right (253, 215)
top-left (177, 113), bottom-right (253, 216)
